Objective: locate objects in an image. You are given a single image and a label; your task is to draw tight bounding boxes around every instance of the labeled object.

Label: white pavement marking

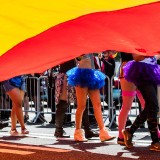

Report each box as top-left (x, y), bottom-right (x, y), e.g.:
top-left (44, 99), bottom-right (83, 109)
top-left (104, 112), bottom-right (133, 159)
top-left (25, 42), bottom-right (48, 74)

top-left (0, 131), bottom-right (151, 146)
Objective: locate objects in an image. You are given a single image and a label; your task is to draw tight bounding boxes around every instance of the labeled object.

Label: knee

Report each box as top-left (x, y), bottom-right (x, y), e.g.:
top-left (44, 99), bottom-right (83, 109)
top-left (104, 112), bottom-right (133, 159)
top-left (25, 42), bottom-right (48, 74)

top-left (76, 106), bottom-right (86, 114)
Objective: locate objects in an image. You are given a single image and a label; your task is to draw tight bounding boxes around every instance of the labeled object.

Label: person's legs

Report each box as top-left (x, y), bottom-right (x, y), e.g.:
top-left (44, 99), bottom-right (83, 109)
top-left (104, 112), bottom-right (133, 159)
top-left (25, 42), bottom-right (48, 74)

top-left (82, 106), bottom-right (99, 139)
top-left (89, 89), bottom-right (115, 141)
top-left (118, 79), bottom-right (136, 141)
top-left (136, 90), bottom-right (145, 110)
top-left (54, 100), bottom-right (70, 138)
top-left (138, 84), bottom-right (159, 145)
top-left (118, 91), bottom-right (135, 139)
top-left (82, 106), bottom-right (90, 130)
top-left (89, 89), bottom-right (104, 130)
top-left (136, 90), bottom-right (145, 128)
top-left (75, 86), bottom-right (88, 129)
top-left (74, 86), bottom-right (88, 141)
top-left (123, 83), bottom-right (160, 150)
top-left (54, 74), bottom-right (70, 138)
top-left (7, 88), bottom-right (29, 134)
top-left (122, 108), bottom-right (147, 148)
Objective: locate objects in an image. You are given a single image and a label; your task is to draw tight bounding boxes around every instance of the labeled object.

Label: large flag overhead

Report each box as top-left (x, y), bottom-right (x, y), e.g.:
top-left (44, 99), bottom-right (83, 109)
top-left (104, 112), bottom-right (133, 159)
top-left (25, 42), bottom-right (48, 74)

top-left (0, 0), bottom-right (160, 81)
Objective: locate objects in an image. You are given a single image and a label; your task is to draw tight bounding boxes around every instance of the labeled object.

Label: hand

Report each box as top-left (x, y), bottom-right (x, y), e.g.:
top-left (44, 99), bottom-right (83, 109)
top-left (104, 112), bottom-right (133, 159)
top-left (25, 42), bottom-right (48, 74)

top-left (98, 53), bottom-right (102, 59)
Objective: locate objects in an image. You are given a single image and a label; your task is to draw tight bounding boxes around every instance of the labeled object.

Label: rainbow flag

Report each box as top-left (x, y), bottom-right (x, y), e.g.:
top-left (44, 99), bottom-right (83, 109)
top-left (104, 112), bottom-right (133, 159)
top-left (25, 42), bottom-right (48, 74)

top-left (0, 0), bottom-right (160, 81)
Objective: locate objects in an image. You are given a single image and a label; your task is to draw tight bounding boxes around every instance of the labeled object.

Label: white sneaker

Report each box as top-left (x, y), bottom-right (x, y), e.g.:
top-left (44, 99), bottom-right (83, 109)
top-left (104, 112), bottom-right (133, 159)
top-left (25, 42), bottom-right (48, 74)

top-left (74, 129), bottom-right (88, 142)
top-left (99, 127), bottom-right (115, 142)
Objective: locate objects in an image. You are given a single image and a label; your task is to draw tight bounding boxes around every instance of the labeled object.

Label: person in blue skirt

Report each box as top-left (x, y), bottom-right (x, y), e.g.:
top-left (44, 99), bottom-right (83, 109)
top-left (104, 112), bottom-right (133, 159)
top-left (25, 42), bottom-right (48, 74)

top-left (67, 53), bottom-right (115, 142)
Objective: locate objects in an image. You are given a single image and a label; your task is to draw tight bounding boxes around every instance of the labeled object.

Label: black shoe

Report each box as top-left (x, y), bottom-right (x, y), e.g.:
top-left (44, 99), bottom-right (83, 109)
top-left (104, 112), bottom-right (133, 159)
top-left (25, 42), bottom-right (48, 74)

top-left (122, 128), bottom-right (133, 148)
top-left (84, 129), bottom-right (99, 139)
top-left (117, 137), bottom-right (125, 145)
top-left (54, 129), bottom-right (70, 138)
top-left (0, 121), bottom-right (9, 129)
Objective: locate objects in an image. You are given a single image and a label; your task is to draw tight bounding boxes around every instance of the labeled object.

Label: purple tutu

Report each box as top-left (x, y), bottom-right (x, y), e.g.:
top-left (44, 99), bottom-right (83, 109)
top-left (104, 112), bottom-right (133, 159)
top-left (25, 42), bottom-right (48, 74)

top-left (66, 67), bottom-right (106, 89)
top-left (123, 60), bottom-right (160, 85)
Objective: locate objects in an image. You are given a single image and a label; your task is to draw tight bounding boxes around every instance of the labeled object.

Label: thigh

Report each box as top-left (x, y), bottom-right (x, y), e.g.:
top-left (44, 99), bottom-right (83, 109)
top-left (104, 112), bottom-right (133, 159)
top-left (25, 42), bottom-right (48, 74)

top-left (120, 78), bottom-right (136, 91)
top-left (75, 86), bottom-right (88, 107)
top-left (20, 89), bottom-right (25, 101)
top-left (88, 89), bottom-right (101, 106)
top-left (7, 88), bottom-right (23, 106)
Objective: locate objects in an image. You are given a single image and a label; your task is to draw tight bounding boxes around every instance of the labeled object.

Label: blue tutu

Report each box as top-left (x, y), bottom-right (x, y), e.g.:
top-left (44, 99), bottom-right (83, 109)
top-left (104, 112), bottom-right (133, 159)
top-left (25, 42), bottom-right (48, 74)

top-left (66, 67), bottom-right (106, 89)
top-left (123, 60), bottom-right (160, 85)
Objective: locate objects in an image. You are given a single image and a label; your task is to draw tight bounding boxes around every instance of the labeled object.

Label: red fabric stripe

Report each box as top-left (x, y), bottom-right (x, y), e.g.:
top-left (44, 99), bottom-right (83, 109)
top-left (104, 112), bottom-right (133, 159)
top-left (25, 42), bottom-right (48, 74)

top-left (0, 2), bottom-right (160, 81)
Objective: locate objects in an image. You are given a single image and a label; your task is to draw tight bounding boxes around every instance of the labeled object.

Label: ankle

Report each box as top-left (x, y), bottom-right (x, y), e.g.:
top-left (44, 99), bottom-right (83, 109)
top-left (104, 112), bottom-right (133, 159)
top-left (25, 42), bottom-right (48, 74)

top-left (11, 128), bottom-right (16, 131)
top-left (21, 127), bottom-right (26, 130)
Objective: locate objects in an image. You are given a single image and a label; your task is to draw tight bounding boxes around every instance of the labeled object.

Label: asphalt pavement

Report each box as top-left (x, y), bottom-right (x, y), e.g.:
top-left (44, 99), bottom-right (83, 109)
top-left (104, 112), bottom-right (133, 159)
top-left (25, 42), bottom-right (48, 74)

top-left (0, 112), bottom-right (159, 160)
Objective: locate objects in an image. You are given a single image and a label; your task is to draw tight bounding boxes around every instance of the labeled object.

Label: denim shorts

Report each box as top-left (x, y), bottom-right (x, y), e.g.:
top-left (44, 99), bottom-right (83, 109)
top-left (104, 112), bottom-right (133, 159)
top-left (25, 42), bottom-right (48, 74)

top-left (3, 80), bottom-right (26, 92)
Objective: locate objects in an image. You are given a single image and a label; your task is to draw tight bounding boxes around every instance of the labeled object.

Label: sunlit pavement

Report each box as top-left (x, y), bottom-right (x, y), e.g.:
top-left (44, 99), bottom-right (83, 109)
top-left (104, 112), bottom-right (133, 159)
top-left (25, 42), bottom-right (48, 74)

top-left (0, 114), bottom-right (159, 160)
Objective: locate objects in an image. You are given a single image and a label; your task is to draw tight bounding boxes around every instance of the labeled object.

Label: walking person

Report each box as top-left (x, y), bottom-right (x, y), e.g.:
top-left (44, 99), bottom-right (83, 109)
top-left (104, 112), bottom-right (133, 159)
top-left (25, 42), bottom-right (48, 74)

top-left (117, 52), bottom-right (145, 145)
top-left (67, 53), bottom-right (115, 142)
top-left (54, 59), bottom-right (99, 139)
top-left (122, 55), bottom-right (160, 151)
top-left (3, 75), bottom-right (29, 135)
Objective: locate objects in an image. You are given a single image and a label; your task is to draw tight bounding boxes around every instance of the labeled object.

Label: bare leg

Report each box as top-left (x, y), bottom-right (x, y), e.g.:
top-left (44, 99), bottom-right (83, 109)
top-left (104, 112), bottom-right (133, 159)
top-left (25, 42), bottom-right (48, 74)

top-left (11, 104), bottom-right (18, 130)
top-left (88, 89), bottom-right (104, 130)
top-left (118, 78), bottom-right (137, 139)
top-left (75, 86), bottom-right (88, 129)
top-left (89, 89), bottom-right (115, 141)
top-left (7, 88), bottom-right (26, 130)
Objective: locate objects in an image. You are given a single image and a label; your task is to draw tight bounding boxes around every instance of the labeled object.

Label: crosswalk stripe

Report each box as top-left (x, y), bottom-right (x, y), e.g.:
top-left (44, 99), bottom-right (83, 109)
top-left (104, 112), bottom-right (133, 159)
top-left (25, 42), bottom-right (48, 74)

top-left (0, 148), bottom-right (34, 155)
top-left (0, 131), bottom-right (152, 146)
top-left (0, 143), bottom-right (71, 153)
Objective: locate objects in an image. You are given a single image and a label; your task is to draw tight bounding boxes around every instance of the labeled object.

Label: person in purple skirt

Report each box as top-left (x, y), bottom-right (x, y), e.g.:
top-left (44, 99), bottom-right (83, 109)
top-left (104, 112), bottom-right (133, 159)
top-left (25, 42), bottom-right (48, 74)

top-left (122, 54), bottom-right (160, 152)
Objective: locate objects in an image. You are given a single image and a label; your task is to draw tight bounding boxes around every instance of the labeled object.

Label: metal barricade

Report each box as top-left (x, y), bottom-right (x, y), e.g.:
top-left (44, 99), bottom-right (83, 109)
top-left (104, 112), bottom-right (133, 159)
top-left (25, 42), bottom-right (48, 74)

top-left (1, 75), bottom-right (159, 127)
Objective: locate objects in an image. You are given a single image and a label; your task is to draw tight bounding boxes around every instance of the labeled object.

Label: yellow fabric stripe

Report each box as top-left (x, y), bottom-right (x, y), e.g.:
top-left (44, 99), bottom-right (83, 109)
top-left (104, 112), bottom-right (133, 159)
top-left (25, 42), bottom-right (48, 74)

top-left (0, 0), bottom-right (159, 55)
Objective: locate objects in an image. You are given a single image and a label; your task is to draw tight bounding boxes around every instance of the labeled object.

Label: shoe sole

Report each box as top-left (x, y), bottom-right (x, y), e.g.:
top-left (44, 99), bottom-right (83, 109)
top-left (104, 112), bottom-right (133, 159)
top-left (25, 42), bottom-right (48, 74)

top-left (75, 140), bottom-right (88, 142)
top-left (101, 136), bottom-right (116, 142)
top-left (117, 141), bottom-right (125, 145)
top-left (10, 133), bottom-right (19, 136)
top-left (150, 148), bottom-right (160, 152)
top-left (74, 137), bottom-right (88, 142)
top-left (150, 147), bottom-right (160, 152)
